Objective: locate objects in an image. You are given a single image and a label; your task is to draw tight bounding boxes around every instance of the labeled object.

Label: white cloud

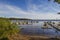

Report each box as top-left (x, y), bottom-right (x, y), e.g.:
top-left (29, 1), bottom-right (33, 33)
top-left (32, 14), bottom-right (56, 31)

top-left (0, 4), bottom-right (60, 19)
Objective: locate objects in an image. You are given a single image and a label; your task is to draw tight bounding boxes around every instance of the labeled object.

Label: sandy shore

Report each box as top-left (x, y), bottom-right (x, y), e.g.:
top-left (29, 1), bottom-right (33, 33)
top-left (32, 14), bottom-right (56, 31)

top-left (9, 33), bottom-right (60, 40)
top-left (21, 34), bottom-right (60, 40)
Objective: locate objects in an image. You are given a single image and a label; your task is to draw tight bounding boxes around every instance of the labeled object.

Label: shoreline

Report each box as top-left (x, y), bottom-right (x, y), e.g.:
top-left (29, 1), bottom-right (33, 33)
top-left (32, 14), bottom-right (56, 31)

top-left (21, 34), bottom-right (60, 40)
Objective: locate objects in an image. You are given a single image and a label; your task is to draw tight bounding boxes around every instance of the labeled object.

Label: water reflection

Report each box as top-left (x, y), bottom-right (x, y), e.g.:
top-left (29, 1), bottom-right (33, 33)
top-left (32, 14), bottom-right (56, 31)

top-left (19, 21), bottom-right (60, 37)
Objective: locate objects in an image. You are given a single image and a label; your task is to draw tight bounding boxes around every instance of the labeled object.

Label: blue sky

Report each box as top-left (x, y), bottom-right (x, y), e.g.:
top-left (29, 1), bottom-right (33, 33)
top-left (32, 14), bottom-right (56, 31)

top-left (0, 0), bottom-right (60, 19)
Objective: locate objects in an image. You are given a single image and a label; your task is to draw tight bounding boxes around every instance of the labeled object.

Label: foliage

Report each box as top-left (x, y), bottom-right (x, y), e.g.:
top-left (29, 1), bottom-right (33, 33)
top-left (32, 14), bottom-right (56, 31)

top-left (48, 0), bottom-right (60, 4)
top-left (57, 12), bottom-right (60, 14)
top-left (0, 18), bottom-right (19, 39)
top-left (54, 0), bottom-right (60, 4)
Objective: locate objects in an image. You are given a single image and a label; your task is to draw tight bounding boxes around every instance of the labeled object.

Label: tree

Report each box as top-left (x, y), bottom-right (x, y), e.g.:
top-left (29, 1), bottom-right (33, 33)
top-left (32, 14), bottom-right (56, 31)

top-left (54, 0), bottom-right (60, 4)
top-left (0, 18), bottom-right (19, 40)
top-left (48, 0), bottom-right (60, 4)
top-left (57, 12), bottom-right (60, 14)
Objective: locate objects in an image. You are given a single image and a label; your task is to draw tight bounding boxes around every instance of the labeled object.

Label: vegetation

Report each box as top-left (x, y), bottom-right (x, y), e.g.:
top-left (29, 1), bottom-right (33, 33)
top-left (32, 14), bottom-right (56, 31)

top-left (54, 0), bottom-right (60, 4)
top-left (9, 18), bottom-right (31, 20)
top-left (57, 12), bottom-right (60, 14)
top-left (48, 0), bottom-right (60, 4)
top-left (0, 17), bottom-right (19, 40)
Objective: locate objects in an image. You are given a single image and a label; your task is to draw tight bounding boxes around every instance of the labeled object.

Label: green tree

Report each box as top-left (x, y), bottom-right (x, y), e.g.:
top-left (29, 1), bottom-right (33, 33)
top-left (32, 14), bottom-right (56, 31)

top-left (48, 0), bottom-right (60, 4)
top-left (0, 18), bottom-right (19, 40)
top-left (54, 0), bottom-right (60, 4)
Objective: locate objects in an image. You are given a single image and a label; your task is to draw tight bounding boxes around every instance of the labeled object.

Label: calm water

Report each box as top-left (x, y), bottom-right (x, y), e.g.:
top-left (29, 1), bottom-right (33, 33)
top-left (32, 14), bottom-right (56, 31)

top-left (19, 21), bottom-right (60, 37)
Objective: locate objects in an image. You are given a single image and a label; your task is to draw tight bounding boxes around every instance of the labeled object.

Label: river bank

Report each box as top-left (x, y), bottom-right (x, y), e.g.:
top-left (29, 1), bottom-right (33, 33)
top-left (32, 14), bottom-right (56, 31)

top-left (9, 33), bottom-right (60, 40)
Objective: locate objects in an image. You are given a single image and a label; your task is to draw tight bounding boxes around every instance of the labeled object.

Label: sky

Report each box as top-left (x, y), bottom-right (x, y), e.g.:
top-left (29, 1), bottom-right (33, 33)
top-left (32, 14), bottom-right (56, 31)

top-left (0, 0), bottom-right (60, 19)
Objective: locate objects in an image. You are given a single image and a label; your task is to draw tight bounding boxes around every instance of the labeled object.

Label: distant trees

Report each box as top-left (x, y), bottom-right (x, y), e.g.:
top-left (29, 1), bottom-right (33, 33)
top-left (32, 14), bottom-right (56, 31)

top-left (0, 18), bottom-right (19, 40)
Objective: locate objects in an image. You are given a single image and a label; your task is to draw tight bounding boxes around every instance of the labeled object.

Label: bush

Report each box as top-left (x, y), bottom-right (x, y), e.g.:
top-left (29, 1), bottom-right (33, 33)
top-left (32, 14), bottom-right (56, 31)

top-left (0, 37), bottom-right (9, 40)
top-left (0, 18), bottom-right (19, 39)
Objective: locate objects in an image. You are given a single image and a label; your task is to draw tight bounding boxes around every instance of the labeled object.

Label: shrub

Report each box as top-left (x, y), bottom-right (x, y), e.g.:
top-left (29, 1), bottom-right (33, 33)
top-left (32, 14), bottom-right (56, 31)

top-left (0, 18), bottom-right (19, 40)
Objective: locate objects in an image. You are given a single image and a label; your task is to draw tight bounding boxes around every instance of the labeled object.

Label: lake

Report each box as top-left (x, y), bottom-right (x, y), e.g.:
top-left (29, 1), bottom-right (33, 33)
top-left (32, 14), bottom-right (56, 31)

top-left (19, 21), bottom-right (60, 37)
